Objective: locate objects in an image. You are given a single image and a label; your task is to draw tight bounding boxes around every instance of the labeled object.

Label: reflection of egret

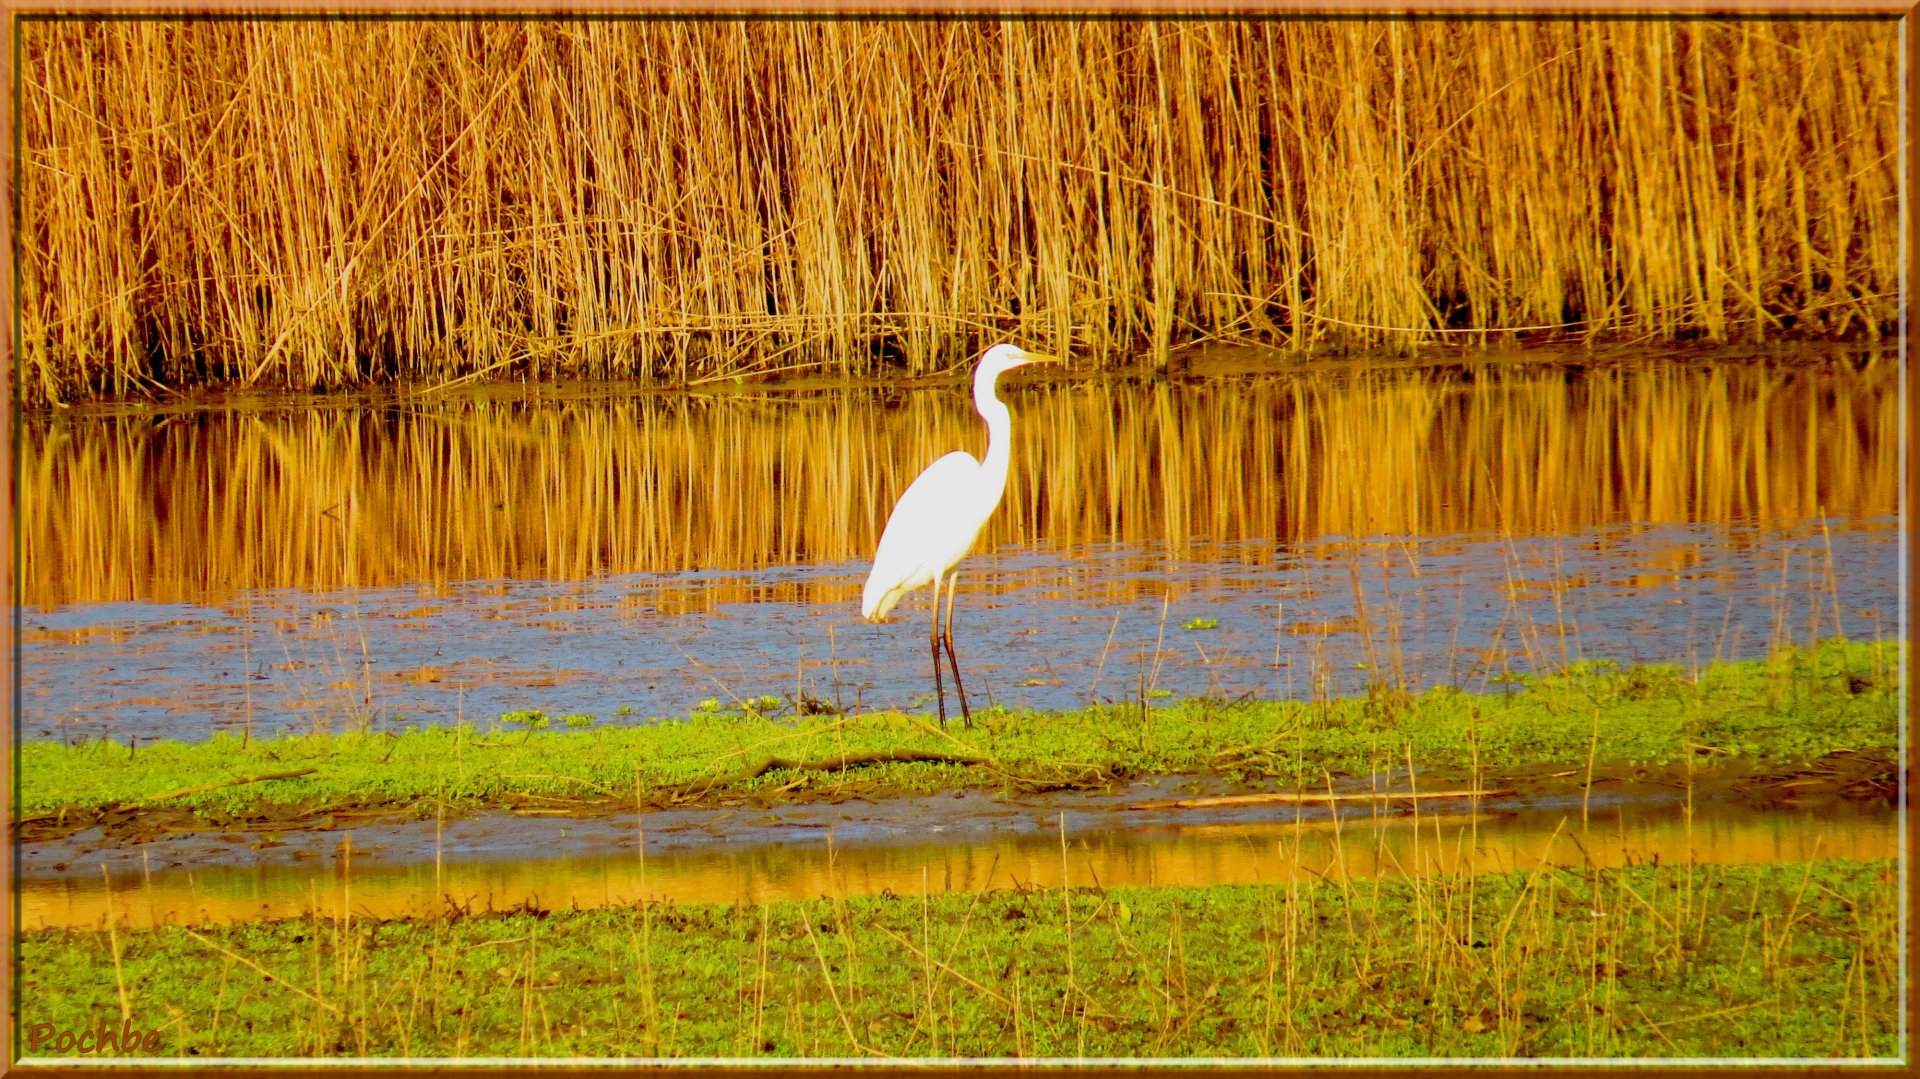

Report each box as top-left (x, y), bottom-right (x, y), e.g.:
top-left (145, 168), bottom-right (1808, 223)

top-left (862, 343), bottom-right (1059, 726)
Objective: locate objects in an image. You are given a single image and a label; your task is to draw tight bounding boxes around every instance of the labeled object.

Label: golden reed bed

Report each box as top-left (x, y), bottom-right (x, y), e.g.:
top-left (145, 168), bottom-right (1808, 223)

top-left (17, 19), bottom-right (1901, 406)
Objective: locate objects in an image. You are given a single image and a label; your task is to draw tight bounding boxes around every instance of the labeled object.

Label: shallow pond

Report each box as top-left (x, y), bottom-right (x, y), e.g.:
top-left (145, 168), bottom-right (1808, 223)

top-left (18, 347), bottom-right (1900, 744)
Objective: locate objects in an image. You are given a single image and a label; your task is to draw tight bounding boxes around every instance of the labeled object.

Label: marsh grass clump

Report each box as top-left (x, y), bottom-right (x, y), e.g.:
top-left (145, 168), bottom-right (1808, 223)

top-left (18, 858), bottom-right (1900, 1058)
top-left (17, 21), bottom-right (1900, 406)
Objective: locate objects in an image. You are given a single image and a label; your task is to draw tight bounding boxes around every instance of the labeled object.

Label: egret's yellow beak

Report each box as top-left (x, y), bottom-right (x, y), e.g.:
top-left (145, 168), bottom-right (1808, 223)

top-left (1016, 351), bottom-right (1062, 367)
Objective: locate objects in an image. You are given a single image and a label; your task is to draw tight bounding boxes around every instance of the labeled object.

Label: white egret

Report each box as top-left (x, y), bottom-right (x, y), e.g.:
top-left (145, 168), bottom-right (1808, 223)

top-left (861, 342), bottom-right (1059, 726)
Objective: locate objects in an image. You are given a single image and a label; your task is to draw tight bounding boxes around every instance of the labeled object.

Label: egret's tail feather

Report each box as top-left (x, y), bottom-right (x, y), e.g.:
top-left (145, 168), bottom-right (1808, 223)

top-left (862, 577), bottom-right (906, 621)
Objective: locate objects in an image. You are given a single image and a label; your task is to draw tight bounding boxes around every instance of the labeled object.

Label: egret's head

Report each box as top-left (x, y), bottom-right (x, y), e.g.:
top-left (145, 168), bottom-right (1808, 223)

top-left (975, 342), bottom-right (1059, 383)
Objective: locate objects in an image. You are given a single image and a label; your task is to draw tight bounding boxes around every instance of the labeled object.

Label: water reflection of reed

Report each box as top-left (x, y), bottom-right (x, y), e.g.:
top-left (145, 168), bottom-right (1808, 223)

top-left (22, 801), bottom-right (1899, 931)
top-left (22, 359), bottom-right (1894, 608)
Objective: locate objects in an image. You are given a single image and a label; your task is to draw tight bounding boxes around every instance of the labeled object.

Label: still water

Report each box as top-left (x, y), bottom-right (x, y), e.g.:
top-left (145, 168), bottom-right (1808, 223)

top-left (22, 791), bottom-right (1898, 931)
top-left (17, 349), bottom-right (1900, 744)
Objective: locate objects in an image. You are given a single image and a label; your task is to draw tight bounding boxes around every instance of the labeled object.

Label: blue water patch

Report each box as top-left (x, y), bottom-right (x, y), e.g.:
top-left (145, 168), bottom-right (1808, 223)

top-left (16, 517), bottom-right (1902, 745)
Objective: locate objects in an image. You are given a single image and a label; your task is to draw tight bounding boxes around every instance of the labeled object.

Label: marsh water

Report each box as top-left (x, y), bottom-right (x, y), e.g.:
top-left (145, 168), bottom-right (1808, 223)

top-left (19, 348), bottom-right (1899, 745)
top-left (21, 779), bottom-right (1902, 931)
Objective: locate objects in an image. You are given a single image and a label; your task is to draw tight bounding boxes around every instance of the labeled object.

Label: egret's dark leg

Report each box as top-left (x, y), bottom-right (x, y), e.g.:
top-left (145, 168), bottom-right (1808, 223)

top-left (941, 574), bottom-right (973, 727)
top-left (929, 576), bottom-right (950, 727)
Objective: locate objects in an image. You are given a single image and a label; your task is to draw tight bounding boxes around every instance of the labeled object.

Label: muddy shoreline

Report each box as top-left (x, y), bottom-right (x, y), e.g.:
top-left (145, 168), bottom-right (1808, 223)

top-left (21, 748), bottom-right (1898, 881)
top-left (25, 340), bottom-right (1880, 424)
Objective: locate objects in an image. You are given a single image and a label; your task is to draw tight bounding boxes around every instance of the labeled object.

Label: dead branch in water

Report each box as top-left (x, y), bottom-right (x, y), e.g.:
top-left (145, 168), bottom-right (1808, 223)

top-left (1127, 788), bottom-right (1514, 811)
top-left (663, 748), bottom-right (991, 801)
top-left (18, 768), bottom-right (323, 825)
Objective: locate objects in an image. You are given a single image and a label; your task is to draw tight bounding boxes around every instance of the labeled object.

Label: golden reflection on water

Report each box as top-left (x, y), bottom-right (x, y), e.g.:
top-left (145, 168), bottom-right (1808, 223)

top-left (21, 357), bottom-right (1895, 608)
top-left (24, 802), bottom-right (1896, 931)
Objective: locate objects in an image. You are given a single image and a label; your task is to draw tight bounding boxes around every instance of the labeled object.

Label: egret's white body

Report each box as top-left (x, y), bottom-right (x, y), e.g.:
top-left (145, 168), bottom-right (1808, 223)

top-left (860, 450), bottom-right (999, 620)
top-left (861, 343), bottom-right (1055, 723)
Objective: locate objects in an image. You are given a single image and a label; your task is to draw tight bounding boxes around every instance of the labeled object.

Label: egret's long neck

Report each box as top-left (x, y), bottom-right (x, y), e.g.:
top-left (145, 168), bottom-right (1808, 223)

top-left (974, 367), bottom-right (1016, 496)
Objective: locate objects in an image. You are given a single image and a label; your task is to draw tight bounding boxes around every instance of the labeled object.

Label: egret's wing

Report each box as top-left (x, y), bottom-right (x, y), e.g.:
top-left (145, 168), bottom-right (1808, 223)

top-left (862, 451), bottom-right (984, 619)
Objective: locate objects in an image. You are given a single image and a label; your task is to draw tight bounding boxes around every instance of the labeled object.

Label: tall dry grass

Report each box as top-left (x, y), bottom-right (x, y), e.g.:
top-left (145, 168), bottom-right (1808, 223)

top-left (19, 355), bottom-right (1896, 608)
top-left (16, 19), bottom-right (1902, 407)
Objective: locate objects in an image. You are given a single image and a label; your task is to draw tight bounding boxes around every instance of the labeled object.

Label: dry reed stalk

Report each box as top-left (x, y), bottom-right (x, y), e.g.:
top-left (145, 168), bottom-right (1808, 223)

top-left (16, 20), bottom-right (1901, 407)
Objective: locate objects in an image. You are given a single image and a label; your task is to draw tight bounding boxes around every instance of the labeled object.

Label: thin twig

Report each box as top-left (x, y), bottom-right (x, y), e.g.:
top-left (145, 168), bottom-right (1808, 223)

top-left (133, 768), bottom-right (319, 806)
top-left (183, 929), bottom-right (343, 1015)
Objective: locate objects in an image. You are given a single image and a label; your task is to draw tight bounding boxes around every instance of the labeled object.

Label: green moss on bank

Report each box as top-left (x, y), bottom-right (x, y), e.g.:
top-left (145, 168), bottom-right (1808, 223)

top-left (18, 639), bottom-right (1900, 824)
